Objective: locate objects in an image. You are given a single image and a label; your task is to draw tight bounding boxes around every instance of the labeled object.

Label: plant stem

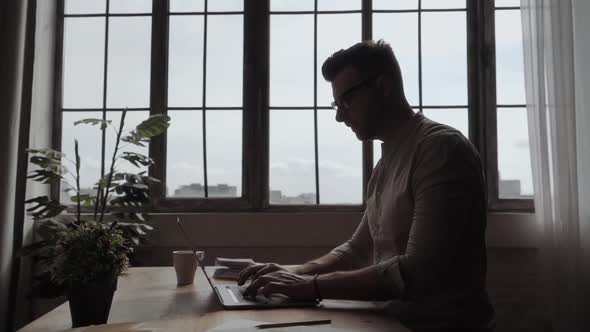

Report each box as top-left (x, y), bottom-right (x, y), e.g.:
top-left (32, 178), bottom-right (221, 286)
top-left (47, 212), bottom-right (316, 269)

top-left (74, 140), bottom-right (81, 223)
top-left (100, 109), bottom-right (127, 222)
top-left (93, 179), bottom-right (102, 220)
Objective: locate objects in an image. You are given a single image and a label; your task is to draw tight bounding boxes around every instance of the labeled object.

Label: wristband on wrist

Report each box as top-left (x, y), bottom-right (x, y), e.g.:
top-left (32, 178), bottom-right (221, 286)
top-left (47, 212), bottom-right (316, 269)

top-left (313, 274), bottom-right (323, 301)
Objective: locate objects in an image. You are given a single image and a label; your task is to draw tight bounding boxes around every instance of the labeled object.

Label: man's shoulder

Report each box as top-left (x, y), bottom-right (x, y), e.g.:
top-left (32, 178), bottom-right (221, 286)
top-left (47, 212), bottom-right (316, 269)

top-left (417, 119), bottom-right (469, 149)
top-left (414, 116), bottom-right (480, 163)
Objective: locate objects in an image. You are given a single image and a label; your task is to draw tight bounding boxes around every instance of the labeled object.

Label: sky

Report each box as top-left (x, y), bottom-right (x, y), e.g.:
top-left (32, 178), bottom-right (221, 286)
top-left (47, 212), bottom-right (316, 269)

top-left (59, 0), bottom-right (532, 205)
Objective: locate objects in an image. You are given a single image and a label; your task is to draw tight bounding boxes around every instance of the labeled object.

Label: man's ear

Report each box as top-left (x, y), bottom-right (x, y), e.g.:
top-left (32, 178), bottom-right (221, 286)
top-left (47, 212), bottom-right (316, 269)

top-left (377, 74), bottom-right (394, 98)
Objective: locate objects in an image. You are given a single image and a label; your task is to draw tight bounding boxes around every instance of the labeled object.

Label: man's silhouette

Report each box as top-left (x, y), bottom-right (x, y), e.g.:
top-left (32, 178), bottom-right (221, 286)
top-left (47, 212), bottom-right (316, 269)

top-left (239, 40), bottom-right (494, 331)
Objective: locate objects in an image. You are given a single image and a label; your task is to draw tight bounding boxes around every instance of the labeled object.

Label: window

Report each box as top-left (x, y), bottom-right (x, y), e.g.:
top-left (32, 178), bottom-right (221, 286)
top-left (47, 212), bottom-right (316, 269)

top-left (55, 0), bottom-right (533, 212)
top-left (372, 0), bottom-right (469, 165)
top-left (269, 1), bottom-right (362, 205)
top-left (166, 0), bottom-right (244, 198)
top-left (59, 0), bottom-right (152, 203)
top-left (493, 0), bottom-right (533, 207)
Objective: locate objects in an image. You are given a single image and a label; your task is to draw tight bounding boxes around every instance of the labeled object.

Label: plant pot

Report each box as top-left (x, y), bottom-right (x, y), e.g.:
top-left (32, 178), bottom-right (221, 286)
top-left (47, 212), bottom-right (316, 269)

top-left (68, 278), bottom-right (118, 328)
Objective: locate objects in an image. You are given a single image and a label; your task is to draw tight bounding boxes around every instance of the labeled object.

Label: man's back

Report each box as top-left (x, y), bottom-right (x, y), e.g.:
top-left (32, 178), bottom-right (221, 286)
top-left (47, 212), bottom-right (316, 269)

top-left (333, 111), bottom-right (494, 330)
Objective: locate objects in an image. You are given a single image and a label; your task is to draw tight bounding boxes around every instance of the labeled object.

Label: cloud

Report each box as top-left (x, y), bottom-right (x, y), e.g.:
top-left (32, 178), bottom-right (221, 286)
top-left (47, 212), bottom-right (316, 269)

top-left (514, 139), bottom-right (529, 149)
top-left (270, 159), bottom-right (315, 177)
top-left (169, 161), bottom-right (202, 173)
top-left (270, 158), bottom-right (360, 178)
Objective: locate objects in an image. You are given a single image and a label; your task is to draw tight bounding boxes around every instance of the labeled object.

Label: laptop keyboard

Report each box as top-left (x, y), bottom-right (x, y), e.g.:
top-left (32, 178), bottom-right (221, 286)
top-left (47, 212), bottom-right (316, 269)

top-left (226, 284), bottom-right (269, 303)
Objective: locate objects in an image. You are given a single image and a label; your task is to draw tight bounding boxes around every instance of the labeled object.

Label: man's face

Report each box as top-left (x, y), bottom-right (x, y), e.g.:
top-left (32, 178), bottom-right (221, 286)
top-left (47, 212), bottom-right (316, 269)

top-left (331, 66), bottom-right (382, 141)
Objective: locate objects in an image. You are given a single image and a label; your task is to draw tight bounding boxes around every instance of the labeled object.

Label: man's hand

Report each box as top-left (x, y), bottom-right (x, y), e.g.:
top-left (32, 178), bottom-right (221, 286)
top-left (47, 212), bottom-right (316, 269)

top-left (241, 270), bottom-right (316, 300)
top-left (238, 263), bottom-right (289, 285)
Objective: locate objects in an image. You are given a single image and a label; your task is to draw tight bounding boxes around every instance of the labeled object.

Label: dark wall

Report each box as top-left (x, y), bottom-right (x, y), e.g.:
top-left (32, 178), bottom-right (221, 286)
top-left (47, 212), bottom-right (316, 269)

top-left (486, 248), bottom-right (551, 332)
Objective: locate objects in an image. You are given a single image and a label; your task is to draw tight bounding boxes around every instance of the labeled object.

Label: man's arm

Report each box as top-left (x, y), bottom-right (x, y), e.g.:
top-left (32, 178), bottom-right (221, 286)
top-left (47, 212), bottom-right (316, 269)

top-left (239, 212), bottom-right (372, 285)
top-left (293, 212), bottom-right (372, 275)
top-left (347, 135), bottom-right (483, 300)
top-left (247, 135), bottom-right (484, 302)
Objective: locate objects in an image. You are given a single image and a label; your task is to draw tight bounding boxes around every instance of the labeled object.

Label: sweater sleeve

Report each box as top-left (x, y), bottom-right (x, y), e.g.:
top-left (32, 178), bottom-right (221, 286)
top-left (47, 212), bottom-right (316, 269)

top-left (375, 133), bottom-right (484, 300)
top-left (324, 210), bottom-right (373, 270)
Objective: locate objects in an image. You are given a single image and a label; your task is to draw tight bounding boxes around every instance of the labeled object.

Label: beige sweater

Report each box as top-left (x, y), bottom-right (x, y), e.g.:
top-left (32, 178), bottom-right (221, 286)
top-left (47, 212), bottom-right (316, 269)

top-left (329, 112), bottom-right (494, 330)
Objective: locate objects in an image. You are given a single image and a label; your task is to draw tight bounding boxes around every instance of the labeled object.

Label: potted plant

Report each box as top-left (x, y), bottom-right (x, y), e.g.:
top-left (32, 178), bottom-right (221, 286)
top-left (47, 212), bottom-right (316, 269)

top-left (20, 110), bottom-right (170, 327)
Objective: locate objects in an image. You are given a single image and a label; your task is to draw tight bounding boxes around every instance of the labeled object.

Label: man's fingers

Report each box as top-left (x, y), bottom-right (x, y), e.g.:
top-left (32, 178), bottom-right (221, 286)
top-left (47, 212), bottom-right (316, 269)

top-left (243, 274), bottom-right (273, 297)
top-left (238, 264), bottom-right (264, 285)
top-left (260, 282), bottom-right (289, 297)
top-left (266, 271), bottom-right (305, 284)
top-left (252, 263), bottom-right (280, 280)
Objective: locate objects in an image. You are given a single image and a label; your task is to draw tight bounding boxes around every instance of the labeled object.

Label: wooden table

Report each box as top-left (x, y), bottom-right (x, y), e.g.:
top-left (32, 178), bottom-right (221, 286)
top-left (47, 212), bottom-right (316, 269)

top-left (18, 267), bottom-right (410, 332)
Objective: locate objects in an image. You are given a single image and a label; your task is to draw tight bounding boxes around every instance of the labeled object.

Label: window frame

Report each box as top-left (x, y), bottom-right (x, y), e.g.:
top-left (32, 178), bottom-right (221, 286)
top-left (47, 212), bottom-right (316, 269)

top-left (52, 0), bottom-right (534, 213)
top-left (479, 0), bottom-right (534, 212)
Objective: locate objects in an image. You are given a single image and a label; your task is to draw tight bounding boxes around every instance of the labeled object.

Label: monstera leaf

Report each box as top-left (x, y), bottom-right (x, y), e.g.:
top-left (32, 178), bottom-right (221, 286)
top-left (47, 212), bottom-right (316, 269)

top-left (115, 212), bottom-right (154, 246)
top-left (136, 114), bottom-right (170, 138)
top-left (25, 196), bottom-right (67, 220)
top-left (27, 148), bottom-right (65, 159)
top-left (27, 169), bottom-right (63, 183)
top-left (120, 152), bottom-right (154, 168)
top-left (122, 115), bottom-right (170, 147)
top-left (73, 118), bottom-right (112, 130)
top-left (69, 194), bottom-right (97, 208)
top-left (27, 149), bottom-right (68, 184)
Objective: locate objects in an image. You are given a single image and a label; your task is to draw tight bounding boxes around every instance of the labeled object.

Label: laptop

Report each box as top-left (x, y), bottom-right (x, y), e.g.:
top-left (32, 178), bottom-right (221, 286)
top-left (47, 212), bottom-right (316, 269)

top-left (176, 217), bottom-right (319, 310)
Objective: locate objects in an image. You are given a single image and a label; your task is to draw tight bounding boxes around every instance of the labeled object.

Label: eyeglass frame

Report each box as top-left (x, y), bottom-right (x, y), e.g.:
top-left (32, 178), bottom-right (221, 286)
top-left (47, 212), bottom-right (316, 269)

top-left (330, 73), bottom-right (382, 112)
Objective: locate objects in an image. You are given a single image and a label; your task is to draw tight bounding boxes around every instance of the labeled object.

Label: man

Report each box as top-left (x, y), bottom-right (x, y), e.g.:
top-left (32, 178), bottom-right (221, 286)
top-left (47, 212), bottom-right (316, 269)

top-left (238, 40), bottom-right (494, 331)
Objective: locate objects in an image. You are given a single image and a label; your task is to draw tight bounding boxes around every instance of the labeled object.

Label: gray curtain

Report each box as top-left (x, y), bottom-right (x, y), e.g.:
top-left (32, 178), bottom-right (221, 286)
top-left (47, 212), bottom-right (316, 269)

top-left (0, 0), bottom-right (30, 330)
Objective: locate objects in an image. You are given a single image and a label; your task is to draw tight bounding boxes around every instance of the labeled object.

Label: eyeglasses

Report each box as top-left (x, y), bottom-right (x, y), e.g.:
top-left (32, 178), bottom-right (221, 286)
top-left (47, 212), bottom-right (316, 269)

top-left (330, 74), bottom-right (380, 112)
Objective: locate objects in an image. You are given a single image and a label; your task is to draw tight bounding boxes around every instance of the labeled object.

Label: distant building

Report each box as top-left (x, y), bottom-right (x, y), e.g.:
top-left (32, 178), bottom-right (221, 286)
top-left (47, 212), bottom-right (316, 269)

top-left (269, 189), bottom-right (316, 205)
top-left (499, 179), bottom-right (522, 198)
top-left (59, 181), bottom-right (95, 204)
top-left (173, 183), bottom-right (238, 198)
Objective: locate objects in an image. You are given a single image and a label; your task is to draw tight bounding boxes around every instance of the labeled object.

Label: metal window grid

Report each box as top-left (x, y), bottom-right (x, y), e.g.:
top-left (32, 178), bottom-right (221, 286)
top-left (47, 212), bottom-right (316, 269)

top-left (54, 0), bottom-right (533, 212)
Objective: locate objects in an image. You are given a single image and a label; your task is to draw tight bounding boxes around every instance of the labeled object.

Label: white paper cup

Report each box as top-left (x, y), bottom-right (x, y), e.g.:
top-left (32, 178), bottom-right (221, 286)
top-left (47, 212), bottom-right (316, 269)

top-left (173, 250), bottom-right (204, 286)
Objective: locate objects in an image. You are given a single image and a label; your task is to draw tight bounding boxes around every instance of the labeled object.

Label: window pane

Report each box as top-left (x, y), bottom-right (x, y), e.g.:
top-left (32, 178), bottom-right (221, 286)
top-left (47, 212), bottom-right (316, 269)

top-left (495, 0), bottom-right (520, 7)
top-left (166, 111), bottom-right (205, 197)
top-left (106, 17), bottom-right (152, 108)
top-left (170, 0), bottom-right (204, 12)
top-left (497, 108), bottom-right (533, 198)
top-left (208, 0), bottom-right (243, 12)
top-left (168, 16), bottom-right (204, 108)
top-left (422, 0), bottom-right (465, 9)
top-left (422, 108), bottom-right (468, 138)
top-left (270, 109), bottom-right (316, 205)
top-left (206, 15), bottom-right (243, 107)
top-left (317, 14), bottom-right (361, 107)
top-left (318, 110), bottom-right (362, 204)
top-left (105, 111), bottom-right (150, 176)
top-left (422, 12), bottom-right (467, 106)
top-left (373, 140), bottom-right (382, 168)
top-left (66, 0), bottom-right (106, 14)
top-left (206, 110), bottom-right (242, 197)
top-left (109, 0), bottom-right (152, 13)
top-left (318, 0), bottom-right (361, 11)
top-left (495, 10), bottom-right (526, 105)
top-left (373, 0), bottom-right (417, 10)
top-left (271, 0), bottom-right (314, 11)
top-left (270, 15), bottom-right (314, 107)
top-left (63, 18), bottom-right (105, 109)
top-left (374, 13), bottom-right (419, 106)
top-left (60, 112), bottom-right (103, 204)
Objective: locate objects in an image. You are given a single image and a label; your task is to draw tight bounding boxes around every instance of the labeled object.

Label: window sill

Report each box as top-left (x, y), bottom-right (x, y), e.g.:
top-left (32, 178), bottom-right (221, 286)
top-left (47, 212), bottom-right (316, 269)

top-left (143, 211), bottom-right (540, 249)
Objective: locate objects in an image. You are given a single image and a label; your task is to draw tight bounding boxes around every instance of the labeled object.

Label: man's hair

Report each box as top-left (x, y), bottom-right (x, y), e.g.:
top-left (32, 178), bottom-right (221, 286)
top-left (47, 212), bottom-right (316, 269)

top-left (321, 39), bottom-right (404, 92)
